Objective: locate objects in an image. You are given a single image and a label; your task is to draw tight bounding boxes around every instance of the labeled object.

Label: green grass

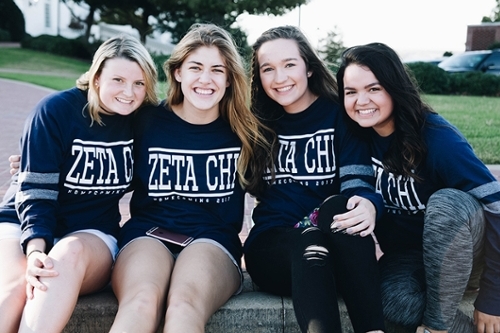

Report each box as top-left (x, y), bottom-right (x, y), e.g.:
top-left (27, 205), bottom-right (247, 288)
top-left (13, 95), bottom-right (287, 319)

top-left (424, 95), bottom-right (500, 164)
top-left (1, 47), bottom-right (499, 163)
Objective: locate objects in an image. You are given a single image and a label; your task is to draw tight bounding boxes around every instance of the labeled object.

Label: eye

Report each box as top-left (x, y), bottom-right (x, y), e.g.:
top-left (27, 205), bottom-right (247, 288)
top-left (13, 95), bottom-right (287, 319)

top-left (261, 67), bottom-right (273, 73)
top-left (344, 90), bottom-right (355, 96)
top-left (113, 78), bottom-right (123, 82)
top-left (189, 66), bottom-right (201, 71)
top-left (285, 63), bottom-right (296, 68)
top-left (369, 86), bottom-right (382, 92)
top-left (135, 81), bottom-right (145, 86)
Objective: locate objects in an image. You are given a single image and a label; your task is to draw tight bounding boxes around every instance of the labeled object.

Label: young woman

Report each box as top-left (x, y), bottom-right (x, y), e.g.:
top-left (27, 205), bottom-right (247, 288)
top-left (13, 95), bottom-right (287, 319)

top-left (108, 23), bottom-right (271, 333)
top-left (243, 25), bottom-right (385, 333)
top-left (336, 42), bottom-right (500, 333)
top-left (0, 34), bottom-right (158, 333)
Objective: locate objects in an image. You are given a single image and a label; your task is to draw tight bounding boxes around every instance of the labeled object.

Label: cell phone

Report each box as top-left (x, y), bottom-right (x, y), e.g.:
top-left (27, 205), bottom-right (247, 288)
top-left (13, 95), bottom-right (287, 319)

top-left (146, 227), bottom-right (194, 247)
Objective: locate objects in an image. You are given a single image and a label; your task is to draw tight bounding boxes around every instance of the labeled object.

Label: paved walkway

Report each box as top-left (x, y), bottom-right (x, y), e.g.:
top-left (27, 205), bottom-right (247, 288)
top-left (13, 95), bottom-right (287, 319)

top-left (0, 78), bottom-right (499, 243)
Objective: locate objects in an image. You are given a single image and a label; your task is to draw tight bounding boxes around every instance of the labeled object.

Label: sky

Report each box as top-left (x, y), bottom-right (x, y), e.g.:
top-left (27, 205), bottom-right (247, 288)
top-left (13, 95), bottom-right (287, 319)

top-left (236, 0), bottom-right (498, 61)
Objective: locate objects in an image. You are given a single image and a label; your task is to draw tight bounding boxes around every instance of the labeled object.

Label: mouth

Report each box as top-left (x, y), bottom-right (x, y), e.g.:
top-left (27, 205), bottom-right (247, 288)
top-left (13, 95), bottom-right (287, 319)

top-left (195, 88), bottom-right (214, 95)
top-left (275, 85), bottom-right (293, 93)
top-left (116, 97), bottom-right (133, 104)
top-left (357, 108), bottom-right (376, 115)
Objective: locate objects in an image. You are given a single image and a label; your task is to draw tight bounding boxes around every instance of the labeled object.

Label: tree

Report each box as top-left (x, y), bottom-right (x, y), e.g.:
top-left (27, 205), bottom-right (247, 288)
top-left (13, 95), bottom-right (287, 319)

top-left (97, 0), bottom-right (309, 46)
top-left (481, 0), bottom-right (500, 22)
top-left (0, 0), bottom-right (26, 41)
top-left (318, 27), bottom-right (345, 73)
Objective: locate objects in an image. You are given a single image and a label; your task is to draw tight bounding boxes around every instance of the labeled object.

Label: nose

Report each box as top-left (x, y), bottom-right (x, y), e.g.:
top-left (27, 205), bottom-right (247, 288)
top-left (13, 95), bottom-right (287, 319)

top-left (356, 92), bottom-right (370, 105)
top-left (274, 68), bottom-right (287, 83)
top-left (123, 83), bottom-right (133, 97)
top-left (198, 69), bottom-right (211, 83)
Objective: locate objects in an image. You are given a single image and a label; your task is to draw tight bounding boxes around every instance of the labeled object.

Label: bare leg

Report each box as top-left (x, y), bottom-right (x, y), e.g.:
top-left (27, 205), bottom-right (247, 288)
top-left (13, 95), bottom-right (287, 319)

top-left (110, 238), bottom-right (174, 333)
top-left (0, 238), bottom-right (26, 333)
top-left (18, 232), bottom-right (113, 333)
top-left (163, 242), bottom-right (240, 333)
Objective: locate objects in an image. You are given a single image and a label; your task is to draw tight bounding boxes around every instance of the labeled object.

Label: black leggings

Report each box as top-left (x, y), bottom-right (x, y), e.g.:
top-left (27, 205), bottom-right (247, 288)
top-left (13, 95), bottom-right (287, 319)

top-left (245, 225), bottom-right (385, 333)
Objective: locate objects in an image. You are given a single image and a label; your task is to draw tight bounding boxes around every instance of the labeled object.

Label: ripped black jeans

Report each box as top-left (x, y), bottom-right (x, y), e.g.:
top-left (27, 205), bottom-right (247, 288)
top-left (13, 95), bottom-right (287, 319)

top-left (244, 225), bottom-right (385, 333)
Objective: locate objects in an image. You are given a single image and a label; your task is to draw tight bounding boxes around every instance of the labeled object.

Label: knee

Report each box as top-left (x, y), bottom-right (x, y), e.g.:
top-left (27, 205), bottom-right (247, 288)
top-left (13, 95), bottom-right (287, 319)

top-left (299, 228), bottom-right (330, 266)
top-left (425, 188), bottom-right (484, 229)
top-left (121, 284), bottom-right (165, 322)
top-left (166, 291), bottom-right (199, 318)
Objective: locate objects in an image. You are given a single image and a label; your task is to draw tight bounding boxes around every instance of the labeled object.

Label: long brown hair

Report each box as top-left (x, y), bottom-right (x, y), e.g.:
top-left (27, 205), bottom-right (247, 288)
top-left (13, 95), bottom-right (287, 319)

top-left (164, 23), bottom-right (273, 194)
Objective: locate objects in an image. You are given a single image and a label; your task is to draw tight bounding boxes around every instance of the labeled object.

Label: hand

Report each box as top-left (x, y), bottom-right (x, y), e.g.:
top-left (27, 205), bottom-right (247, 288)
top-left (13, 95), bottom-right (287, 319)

top-left (9, 154), bottom-right (20, 175)
top-left (25, 251), bottom-right (58, 299)
top-left (474, 309), bottom-right (500, 333)
top-left (331, 196), bottom-right (376, 237)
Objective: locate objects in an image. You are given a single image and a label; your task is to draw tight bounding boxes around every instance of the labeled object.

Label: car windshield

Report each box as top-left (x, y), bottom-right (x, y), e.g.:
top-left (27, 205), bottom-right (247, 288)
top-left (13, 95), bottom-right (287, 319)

top-left (439, 53), bottom-right (489, 69)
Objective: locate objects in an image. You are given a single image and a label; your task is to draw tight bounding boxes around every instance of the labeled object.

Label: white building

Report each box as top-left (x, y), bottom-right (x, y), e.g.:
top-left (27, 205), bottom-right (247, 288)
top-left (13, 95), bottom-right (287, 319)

top-left (13, 0), bottom-right (173, 54)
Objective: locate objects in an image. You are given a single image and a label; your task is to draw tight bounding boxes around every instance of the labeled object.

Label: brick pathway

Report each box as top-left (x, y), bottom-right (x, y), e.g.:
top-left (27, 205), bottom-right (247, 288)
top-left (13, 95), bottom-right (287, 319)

top-left (1, 78), bottom-right (498, 243)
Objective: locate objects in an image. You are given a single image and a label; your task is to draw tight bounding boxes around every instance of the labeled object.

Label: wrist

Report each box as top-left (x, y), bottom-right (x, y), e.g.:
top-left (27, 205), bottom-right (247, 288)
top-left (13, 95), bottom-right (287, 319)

top-left (27, 249), bottom-right (43, 258)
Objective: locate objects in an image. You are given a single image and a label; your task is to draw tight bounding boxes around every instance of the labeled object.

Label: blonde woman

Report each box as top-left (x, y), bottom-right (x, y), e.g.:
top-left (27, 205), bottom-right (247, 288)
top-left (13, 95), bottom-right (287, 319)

top-left (0, 34), bottom-right (158, 333)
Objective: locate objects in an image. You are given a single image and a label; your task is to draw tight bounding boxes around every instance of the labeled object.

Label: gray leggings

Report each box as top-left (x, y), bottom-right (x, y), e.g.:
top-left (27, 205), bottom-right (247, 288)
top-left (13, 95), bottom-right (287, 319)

top-left (379, 188), bottom-right (485, 332)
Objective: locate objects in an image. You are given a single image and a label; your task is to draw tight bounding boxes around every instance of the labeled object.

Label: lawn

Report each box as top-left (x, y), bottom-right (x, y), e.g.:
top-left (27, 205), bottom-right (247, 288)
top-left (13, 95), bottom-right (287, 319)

top-left (1, 47), bottom-right (499, 163)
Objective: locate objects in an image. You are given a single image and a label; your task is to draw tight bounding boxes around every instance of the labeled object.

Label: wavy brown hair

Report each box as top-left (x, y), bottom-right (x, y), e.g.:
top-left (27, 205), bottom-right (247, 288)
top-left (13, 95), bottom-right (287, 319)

top-left (164, 23), bottom-right (273, 194)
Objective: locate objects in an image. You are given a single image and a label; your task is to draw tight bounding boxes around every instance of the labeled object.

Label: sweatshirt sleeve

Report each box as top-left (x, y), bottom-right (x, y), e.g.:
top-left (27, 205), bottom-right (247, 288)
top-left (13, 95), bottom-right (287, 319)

top-left (16, 92), bottom-right (69, 253)
top-left (425, 118), bottom-right (500, 315)
top-left (336, 116), bottom-right (384, 220)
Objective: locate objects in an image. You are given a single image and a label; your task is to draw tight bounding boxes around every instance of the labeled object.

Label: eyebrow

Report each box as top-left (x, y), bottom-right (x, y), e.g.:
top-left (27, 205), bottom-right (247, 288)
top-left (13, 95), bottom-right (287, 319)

top-left (344, 82), bottom-right (380, 90)
top-left (187, 60), bottom-right (226, 68)
top-left (259, 57), bottom-right (298, 70)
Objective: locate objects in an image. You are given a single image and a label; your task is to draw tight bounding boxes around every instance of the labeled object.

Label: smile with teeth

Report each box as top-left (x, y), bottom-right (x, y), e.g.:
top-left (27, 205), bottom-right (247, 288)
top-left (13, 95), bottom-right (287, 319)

top-left (276, 85), bottom-right (293, 92)
top-left (358, 108), bottom-right (376, 115)
top-left (195, 88), bottom-right (214, 95)
top-left (116, 97), bottom-right (133, 104)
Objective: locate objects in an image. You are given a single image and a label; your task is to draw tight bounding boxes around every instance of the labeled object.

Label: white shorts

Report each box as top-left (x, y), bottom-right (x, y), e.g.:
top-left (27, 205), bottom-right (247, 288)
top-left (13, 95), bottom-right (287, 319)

top-left (58, 229), bottom-right (119, 261)
top-left (0, 223), bottom-right (22, 240)
top-left (0, 224), bottom-right (118, 261)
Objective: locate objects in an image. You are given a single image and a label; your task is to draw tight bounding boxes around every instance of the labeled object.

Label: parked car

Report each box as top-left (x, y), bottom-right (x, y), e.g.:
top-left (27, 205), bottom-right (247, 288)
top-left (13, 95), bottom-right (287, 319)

top-left (438, 50), bottom-right (500, 75)
top-left (405, 57), bottom-right (447, 66)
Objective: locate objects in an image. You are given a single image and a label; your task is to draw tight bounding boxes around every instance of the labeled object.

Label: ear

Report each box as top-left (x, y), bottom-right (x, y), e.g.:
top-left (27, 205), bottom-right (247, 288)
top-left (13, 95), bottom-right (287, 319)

top-left (226, 80), bottom-right (230, 88)
top-left (307, 71), bottom-right (312, 78)
top-left (174, 69), bottom-right (181, 82)
top-left (94, 76), bottom-right (100, 87)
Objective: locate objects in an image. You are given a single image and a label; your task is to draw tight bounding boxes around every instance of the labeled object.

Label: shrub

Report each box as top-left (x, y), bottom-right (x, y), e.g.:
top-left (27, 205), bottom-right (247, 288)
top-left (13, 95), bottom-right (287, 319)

top-left (21, 35), bottom-right (93, 60)
top-left (0, 0), bottom-right (25, 41)
top-left (449, 72), bottom-right (500, 96)
top-left (406, 62), bottom-right (450, 94)
top-left (0, 29), bottom-right (11, 42)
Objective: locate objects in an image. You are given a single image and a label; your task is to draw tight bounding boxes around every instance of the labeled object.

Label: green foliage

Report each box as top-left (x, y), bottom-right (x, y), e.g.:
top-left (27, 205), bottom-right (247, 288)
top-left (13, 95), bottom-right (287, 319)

top-left (21, 35), bottom-right (95, 60)
top-left (489, 41), bottom-right (500, 50)
top-left (151, 53), bottom-right (170, 82)
top-left (406, 62), bottom-right (450, 94)
top-left (0, 0), bottom-right (25, 41)
top-left (448, 72), bottom-right (500, 96)
top-left (406, 62), bottom-right (500, 96)
top-left (0, 29), bottom-right (11, 42)
top-left (318, 28), bottom-right (346, 73)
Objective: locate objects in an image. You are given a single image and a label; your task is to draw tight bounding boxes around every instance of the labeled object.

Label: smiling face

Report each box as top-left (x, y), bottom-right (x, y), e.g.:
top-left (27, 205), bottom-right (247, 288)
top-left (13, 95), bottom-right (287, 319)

top-left (343, 64), bottom-right (395, 137)
top-left (95, 57), bottom-right (147, 116)
top-left (173, 46), bottom-right (229, 123)
top-left (257, 38), bottom-right (316, 114)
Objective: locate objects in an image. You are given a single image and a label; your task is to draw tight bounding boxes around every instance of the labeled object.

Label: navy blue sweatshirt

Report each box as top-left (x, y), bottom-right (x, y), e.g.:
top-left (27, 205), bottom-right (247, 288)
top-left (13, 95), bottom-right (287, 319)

top-left (245, 97), bottom-right (383, 250)
top-left (16, 88), bottom-right (134, 252)
top-left (120, 103), bottom-right (245, 264)
top-left (371, 113), bottom-right (500, 316)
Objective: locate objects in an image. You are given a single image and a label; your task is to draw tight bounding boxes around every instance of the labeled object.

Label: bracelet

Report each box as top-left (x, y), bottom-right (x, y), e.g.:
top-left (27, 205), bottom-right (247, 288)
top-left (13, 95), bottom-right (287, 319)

top-left (26, 249), bottom-right (43, 258)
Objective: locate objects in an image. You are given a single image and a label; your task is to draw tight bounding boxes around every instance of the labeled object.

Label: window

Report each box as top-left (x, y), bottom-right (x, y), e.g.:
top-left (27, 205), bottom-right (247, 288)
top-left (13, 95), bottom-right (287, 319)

top-left (45, 3), bottom-right (51, 28)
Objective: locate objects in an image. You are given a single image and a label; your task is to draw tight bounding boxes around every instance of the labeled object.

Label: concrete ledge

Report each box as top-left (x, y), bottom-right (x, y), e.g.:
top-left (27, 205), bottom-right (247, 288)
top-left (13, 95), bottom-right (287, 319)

top-left (62, 271), bottom-right (476, 333)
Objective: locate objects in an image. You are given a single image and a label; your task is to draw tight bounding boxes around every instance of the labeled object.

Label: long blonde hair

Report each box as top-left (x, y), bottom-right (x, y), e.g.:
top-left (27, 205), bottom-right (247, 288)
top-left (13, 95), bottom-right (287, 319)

top-left (76, 34), bottom-right (159, 125)
top-left (164, 23), bottom-right (273, 193)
